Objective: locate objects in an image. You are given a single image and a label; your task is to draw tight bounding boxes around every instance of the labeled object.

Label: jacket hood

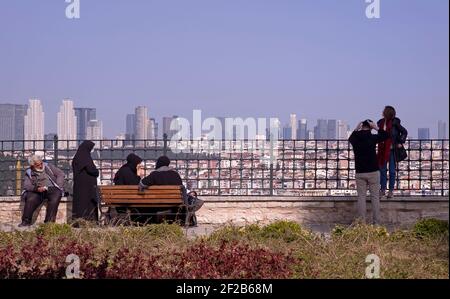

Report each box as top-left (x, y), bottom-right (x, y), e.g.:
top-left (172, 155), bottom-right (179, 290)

top-left (126, 153), bottom-right (143, 168)
top-left (155, 156), bottom-right (170, 169)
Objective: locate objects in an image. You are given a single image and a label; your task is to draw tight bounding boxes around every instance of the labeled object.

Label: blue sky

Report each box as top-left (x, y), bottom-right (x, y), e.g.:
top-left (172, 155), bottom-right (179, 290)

top-left (0, 0), bottom-right (448, 138)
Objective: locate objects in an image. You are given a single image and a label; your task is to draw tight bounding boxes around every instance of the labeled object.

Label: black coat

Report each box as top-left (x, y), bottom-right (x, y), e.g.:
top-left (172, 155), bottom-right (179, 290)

top-left (377, 117), bottom-right (408, 145)
top-left (113, 154), bottom-right (142, 185)
top-left (71, 140), bottom-right (99, 221)
top-left (349, 129), bottom-right (389, 173)
top-left (141, 166), bottom-right (183, 187)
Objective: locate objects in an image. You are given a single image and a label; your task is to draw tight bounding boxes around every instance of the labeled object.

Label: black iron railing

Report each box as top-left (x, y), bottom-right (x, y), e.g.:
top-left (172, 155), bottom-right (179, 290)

top-left (0, 136), bottom-right (448, 197)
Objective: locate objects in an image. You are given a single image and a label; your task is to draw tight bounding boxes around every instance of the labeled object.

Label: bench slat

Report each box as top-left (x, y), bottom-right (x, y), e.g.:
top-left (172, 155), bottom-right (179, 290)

top-left (103, 199), bottom-right (182, 204)
top-left (101, 190), bottom-right (181, 195)
top-left (102, 195), bottom-right (182, 200)
top-left (99, 185), bottom-right (181, 190)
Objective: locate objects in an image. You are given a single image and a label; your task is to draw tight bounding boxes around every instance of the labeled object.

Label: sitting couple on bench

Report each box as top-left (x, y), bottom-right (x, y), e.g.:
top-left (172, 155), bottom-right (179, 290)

top-left (110, 154), bottom-right (203, 226)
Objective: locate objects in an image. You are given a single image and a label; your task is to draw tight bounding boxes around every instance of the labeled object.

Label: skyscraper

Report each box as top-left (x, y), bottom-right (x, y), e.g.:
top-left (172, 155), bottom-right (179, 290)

top-left (74, 107), bottom-right (96, 142)
top-left (282, 125), bottom-right (292, 140)
top-left (327, 119), bottom-right (337, 139)
top-left (125, 113), bottom-right (136, 141)
top-left (297, 119), bottom-right (307, 140)
top-left (289, 114), bottom-right (297, 140)
top-left (314, 119), bottom-right (328, 140)
top-left (134, 106), bottom-right (149, 147)
top-left (57, 99), bottom-right (77, 149)
top-left (24, 99), bottom-right (45, 150)
top-left (163, 115), bottom-right (179, 139)
top-left (86, 120), bottom-right (103, 141)
top-left (0, 103), bottom-right (27, 141)
top-left (438, 120), bottom-right (447, 139)
top-left (418, 128), bottom-right (430, 140)
top-left (337, 120), bottom-right (348, 139)
top-left (147, 118), bottom-right (157, 139)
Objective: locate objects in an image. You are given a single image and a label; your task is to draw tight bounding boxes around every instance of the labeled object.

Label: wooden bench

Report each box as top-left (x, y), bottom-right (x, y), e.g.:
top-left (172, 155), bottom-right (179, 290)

top-left (98, 185), bottom-right (191, 226)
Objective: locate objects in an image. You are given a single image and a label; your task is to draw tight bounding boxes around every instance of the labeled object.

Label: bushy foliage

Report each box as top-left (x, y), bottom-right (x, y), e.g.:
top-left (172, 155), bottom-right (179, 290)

top-left (0, 219), bottom-right (448, 279)
top-left (412, 218), bottom-right (449, 239)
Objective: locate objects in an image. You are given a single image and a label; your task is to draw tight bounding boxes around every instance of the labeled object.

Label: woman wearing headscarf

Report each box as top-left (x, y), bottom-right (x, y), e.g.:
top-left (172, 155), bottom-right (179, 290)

top-left (113, 153), bottom-right (144, 185)
top-left (113, 153), bottom-right (144, 221)
top-left (72, 140), bottom-right (99, 222)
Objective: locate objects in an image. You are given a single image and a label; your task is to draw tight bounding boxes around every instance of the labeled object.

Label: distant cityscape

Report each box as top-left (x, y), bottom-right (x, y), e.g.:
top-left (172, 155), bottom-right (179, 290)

top-left (0, 99), bottom-right (448, 150)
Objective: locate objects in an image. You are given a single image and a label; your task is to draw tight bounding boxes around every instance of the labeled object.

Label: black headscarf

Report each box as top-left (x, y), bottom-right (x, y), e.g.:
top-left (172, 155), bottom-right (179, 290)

top-left (72, 140), bottom-right (95, 174)
top-left (155, 156), bottom-right (170, 169)
top-left (126, 153), bottom-right (143, 174)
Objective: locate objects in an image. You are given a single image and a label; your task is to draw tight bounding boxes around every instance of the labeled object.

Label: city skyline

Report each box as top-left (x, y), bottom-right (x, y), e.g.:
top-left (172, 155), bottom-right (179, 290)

top-left (0, 99), bottom-right (448, 140)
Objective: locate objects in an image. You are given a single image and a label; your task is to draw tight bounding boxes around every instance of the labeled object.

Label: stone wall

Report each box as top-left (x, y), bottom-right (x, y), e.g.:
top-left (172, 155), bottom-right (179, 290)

top-left (0, 196), bottom-right (448, 228)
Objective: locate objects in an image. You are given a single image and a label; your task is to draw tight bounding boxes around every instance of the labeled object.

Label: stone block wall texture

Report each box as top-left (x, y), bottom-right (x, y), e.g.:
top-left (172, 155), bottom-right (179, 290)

top-left (0, 196), bottom-right (448, 227)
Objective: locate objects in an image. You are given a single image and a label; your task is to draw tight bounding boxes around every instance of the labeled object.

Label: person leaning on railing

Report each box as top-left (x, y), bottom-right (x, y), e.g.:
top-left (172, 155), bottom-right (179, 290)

top-left (19, 155), bottom-right (65, 227)
top-left (349, 120), bottom-right (389, 225)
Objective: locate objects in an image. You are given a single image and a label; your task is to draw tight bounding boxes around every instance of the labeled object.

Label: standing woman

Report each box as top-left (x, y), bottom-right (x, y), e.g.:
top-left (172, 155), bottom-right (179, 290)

top-left (72, 140), bottom-right (100, 222)
top-left (377, 106), bottom-right (408, 198)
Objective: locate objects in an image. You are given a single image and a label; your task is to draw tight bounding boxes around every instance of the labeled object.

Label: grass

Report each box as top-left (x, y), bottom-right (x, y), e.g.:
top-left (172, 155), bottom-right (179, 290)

top-left (0, 219), bottom-right (448, 279)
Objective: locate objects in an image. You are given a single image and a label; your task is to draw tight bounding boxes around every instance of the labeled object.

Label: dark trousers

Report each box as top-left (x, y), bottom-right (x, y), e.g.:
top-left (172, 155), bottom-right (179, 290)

top-left (22, 187), bottom-right (62, 224)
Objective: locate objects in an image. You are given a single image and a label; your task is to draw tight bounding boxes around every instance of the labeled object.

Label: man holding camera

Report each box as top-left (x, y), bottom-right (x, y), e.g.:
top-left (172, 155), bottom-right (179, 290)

top-left (349, 120), bottom-right (389, 224)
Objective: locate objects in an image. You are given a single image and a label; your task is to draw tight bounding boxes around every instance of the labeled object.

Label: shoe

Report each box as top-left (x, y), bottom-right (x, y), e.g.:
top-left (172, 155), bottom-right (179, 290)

top-left (18, 222), bottom-right (31, 227)
top-left (379, 190), bottom-right (386, 198)
top-left (387, 191), bottom-right (394, 199)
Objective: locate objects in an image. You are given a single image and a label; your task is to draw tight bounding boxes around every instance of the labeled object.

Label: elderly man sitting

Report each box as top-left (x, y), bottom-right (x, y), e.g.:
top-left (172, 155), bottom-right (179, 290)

top-left (19, 155), bottom-right (65, 227)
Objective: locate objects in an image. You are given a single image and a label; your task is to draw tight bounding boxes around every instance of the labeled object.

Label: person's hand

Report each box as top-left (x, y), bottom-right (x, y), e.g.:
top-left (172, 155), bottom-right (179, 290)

top-left (37, 187), bottom-right (46, 193)
top-left (368, 121), bottom-right (379, 131)
top-left (397, 144), bottom-right (403, 149)
top-left (137, 166), bottom-right (145, 177)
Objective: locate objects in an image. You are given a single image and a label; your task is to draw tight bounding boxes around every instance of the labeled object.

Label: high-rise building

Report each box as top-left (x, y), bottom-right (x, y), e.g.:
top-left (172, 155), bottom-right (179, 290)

top-left (289, 114), bottom-right (297, 140)
top-left (327, 119), bottom-right (337, 139)
top-left (24, 99), bottom-right (45, 150)
top-left (135, 106), bottom-right (148, 146)
top-left (57, 99), bottom-right (77, 149)
top-left (282, 125), bottom-right (292, 140)
top-left (86, 120), bottom-right (103, 141)
top-left (337, 120), bottom-right (348, 139)
top-left (147, 118), bottom-right (158, 139)
top-left (314, 119), bottom-right (328, 140)
top-left (418, 128), bottom-right (430, 140)
top-left (0, 103), bottom-right (27, 142)
top-left (125, 113), bottom-right (136, 141)
top-left (74, 107), bottom-right (96, 142)
top-left (297, 119), bottom-right (307, 140)
top-left (163, 115), bottom-right (179, 139)
top-left (438, 120), bottom-right (447, 139)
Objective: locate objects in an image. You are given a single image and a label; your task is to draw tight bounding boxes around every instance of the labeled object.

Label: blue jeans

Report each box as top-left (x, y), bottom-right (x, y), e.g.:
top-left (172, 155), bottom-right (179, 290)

top-left (380, 149), bottom-right (396, 191)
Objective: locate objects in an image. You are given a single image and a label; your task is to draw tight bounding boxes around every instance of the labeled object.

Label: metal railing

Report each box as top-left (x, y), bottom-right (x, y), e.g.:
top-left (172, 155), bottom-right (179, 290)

top-left (0, 136), bottom-right (448, 197)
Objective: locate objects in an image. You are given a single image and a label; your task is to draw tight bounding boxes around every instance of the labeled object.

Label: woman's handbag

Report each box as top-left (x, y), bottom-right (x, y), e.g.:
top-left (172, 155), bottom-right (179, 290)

top-left (395, 144), bottom-right (408, 162)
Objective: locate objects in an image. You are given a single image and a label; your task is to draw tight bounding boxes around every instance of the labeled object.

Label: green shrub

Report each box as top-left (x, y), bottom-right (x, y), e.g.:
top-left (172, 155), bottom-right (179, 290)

top-left (35, 223), bottom-right (73, 238)
top-left (331, 223), bottom-right (389, 242)
top-left (413, 218), bottom-right (449, 239)
top-left (260, 221), bottom-right (312, 242)
top-left (119, 223), bottom-right (185, 240)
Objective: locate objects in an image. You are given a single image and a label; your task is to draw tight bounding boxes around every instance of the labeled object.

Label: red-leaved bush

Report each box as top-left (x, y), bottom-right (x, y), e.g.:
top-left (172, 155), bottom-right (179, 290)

top-left (0, 237), bottom-right (298, 279)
